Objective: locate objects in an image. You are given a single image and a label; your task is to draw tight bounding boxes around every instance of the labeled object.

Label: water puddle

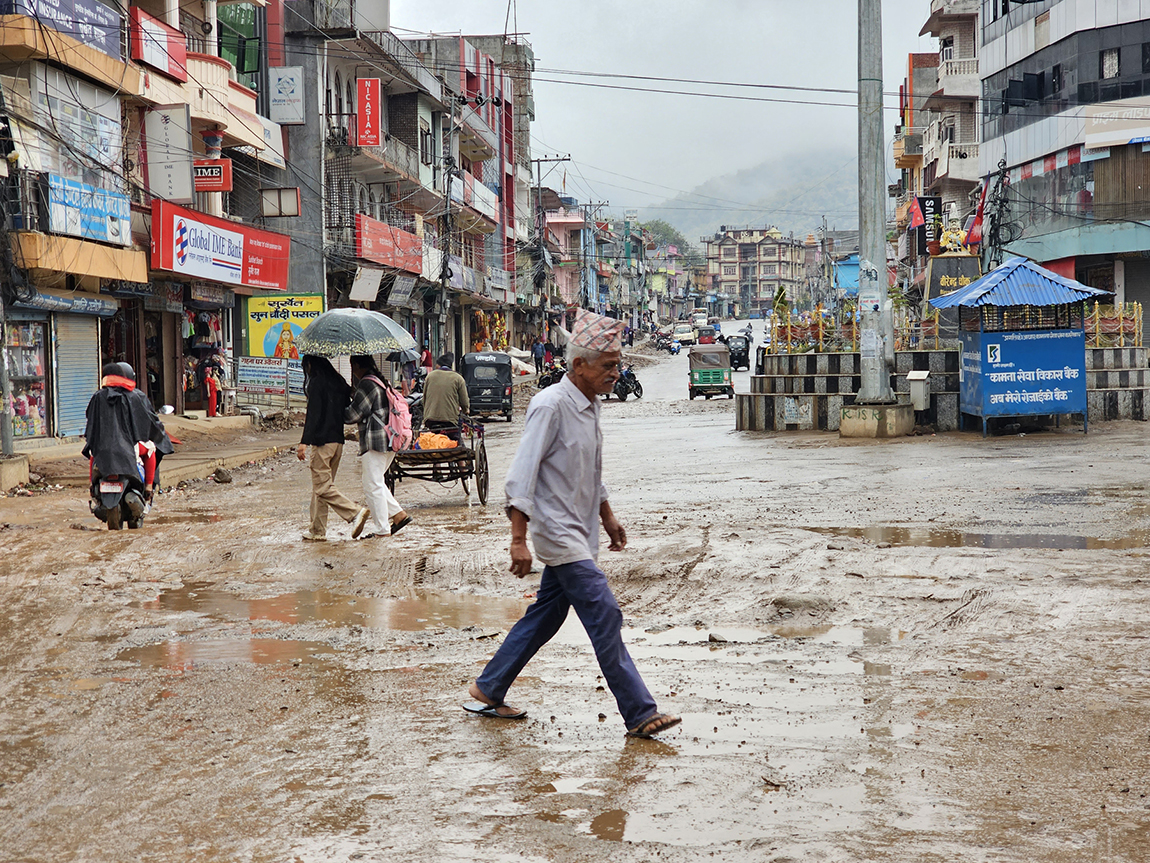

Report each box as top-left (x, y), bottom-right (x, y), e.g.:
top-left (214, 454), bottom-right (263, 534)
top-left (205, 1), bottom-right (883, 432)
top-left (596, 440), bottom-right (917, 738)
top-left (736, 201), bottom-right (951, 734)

top-left (810, 525), bottom-right (1150, 550)
top-left (137, 583), bottom-right (529, 632)
top-left (118, 638), bottom-right (333, 669)
top-left (147, 510), bottom-right (221, 525)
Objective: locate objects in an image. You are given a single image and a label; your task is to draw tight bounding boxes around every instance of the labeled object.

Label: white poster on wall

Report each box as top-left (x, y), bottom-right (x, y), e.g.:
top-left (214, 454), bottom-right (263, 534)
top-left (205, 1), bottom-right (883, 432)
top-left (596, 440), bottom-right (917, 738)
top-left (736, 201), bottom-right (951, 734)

top-left (269, 66), bottom-right (305, 125)
top-left (144, 104), bottom-right (194, 203)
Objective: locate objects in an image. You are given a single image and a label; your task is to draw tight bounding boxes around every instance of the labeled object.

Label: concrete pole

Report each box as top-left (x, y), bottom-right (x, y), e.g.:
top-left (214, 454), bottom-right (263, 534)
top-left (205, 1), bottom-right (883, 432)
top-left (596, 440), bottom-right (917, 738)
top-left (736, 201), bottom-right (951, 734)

top-left (0, 294), bottom-right (13, 455)
top-left (857, 0), bottom-right (894, 403)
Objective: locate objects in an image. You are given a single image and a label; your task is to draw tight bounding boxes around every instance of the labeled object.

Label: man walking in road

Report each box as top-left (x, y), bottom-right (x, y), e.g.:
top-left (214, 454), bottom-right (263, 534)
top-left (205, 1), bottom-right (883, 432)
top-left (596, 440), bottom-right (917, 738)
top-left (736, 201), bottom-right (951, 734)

top-left (423, 353), bottom-right (469, 443)
top-left (531, 336), bottom-right (545, 374)
top-left (464, 309), bottom-right (681, 739)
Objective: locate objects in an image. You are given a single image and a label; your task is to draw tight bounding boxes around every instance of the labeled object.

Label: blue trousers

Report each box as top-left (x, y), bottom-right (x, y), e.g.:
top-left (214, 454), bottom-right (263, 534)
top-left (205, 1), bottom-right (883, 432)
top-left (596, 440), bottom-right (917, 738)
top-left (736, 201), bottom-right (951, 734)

top-left (476, 559), bottom-right (657, 730)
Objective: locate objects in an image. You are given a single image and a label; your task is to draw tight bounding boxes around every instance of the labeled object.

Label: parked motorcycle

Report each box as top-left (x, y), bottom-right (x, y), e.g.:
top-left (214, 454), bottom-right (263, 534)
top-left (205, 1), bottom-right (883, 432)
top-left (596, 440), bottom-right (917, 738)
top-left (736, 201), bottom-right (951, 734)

top-left (611, 364), bottom-right (644, 401)
top-left (537, 359), bottom-right (567, 389)
top-left (406, 391), bottom-right (424, 432)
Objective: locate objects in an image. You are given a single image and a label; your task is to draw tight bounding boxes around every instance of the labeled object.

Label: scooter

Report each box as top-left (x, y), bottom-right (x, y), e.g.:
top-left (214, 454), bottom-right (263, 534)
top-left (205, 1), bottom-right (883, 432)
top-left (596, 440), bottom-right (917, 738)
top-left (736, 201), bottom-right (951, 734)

top-left (90, 466), bottom-right (149, 530)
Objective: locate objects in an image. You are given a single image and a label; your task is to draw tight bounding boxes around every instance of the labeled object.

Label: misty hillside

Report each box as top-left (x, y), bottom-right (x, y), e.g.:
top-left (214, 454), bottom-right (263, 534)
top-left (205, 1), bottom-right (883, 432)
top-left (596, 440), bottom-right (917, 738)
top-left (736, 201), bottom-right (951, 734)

top-left (641, 149), bottom-right (860, 246)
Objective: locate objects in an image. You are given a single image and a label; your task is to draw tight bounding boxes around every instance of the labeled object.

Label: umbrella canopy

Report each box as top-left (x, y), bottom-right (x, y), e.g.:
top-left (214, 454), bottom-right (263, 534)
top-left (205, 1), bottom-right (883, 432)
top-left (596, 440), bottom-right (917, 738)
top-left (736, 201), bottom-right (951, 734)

top-left (296, 308), bottom-right (416, 357)
top-left (387, 348), bottom-right (420, 364)
top-left (929, 257), bottom-right (1112, 309)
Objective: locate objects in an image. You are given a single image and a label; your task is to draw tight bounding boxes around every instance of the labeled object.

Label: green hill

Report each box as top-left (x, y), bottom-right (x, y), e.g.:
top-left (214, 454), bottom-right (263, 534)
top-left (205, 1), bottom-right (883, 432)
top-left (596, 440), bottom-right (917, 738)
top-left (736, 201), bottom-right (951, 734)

top-left (641, 148), bottom-right (860, 244)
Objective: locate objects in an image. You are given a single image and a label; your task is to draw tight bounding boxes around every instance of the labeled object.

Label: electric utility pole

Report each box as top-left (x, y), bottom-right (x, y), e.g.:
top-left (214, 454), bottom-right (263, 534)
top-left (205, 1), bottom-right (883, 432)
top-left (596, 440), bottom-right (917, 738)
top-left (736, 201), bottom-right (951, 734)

top-left (531, 155), bottom-right (570, 313)
top-left (857, 0), bottom-right (894, 402)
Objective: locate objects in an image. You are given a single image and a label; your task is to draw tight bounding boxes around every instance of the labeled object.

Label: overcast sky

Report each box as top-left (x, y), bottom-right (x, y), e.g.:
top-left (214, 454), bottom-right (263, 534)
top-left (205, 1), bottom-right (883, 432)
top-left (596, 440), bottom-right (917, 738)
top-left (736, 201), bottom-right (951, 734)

top-left (390, 0), bottom-right (937, 209)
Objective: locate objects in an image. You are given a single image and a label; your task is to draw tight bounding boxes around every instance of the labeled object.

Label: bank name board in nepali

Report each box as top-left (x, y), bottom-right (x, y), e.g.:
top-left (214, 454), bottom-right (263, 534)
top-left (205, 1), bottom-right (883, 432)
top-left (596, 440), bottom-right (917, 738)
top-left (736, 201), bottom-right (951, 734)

top-left (151, 199), bottom-right (290, 291)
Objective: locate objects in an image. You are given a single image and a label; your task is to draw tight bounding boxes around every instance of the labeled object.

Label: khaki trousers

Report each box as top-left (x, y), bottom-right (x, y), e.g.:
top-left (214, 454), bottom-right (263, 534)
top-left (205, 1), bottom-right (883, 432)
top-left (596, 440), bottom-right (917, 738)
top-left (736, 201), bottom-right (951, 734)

top-left (309, 442), bottom-right (360, 535)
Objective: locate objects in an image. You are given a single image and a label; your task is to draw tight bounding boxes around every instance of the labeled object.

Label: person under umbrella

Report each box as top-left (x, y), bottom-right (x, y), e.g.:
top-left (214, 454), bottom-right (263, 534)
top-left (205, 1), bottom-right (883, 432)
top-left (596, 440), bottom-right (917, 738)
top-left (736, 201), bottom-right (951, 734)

top-left (297, 355), bottom-right (370, 542)
top-left (344, 355), bottom-right (412, 538)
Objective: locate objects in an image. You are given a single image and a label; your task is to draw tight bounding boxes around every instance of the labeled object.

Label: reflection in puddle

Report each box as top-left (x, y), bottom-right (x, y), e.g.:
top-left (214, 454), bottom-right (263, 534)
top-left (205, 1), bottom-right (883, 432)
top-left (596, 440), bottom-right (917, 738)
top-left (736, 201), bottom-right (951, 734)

top-left (809, 525), bottom-right (1150, 550)
top-left (137, 583), bottom-right (528, 632)
top-left (117, 638), bottom-right (333, 669)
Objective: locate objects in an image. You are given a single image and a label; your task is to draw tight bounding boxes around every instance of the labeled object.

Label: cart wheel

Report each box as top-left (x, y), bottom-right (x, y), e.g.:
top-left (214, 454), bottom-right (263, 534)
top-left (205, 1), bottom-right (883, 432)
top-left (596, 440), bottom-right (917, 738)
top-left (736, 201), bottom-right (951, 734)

top-left (633, 381), bottom-right (643, 399)
top-left (476, 441), bottom-right (489, 505)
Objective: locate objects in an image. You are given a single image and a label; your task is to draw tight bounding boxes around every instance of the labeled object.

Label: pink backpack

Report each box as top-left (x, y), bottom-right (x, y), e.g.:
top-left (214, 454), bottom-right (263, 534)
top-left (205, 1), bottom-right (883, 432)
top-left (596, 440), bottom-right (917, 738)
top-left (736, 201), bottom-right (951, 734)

top-left (365, 375), bottom-right (412, 451)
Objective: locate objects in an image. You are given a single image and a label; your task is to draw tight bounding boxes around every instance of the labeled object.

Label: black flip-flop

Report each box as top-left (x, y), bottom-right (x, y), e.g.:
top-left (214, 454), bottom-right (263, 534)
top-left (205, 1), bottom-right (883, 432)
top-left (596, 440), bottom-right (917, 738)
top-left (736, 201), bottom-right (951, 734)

top-left (390, 515), bottom-right (413, 535)
top-left (463, 701), bottom-right (527, 720)
top-left (626, 713), bottom-right (682, 739)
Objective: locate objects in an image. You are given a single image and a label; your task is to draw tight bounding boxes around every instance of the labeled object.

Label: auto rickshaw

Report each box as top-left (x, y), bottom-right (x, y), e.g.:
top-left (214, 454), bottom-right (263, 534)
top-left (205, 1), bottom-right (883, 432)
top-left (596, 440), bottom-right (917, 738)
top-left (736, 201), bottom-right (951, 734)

top-left (688, 343), bottom-right (734, 400)
top-left (461, 351), bottom-right (514, 421)
top-left (726, 334), bottom-right (750, 370)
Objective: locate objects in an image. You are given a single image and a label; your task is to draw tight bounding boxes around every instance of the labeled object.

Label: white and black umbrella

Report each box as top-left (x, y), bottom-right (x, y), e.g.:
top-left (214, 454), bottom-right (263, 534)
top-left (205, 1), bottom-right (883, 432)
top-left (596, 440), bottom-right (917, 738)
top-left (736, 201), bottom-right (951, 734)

top-left (296, 308), bottom-right (416, 357)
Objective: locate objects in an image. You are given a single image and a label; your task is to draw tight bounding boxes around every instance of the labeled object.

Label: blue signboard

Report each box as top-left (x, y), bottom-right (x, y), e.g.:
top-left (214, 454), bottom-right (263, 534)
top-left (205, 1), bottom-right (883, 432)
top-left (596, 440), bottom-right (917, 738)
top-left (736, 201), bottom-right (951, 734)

top-left (960, 329), bottom-right (1086, 417)
top-left (47, 174), bottom-right (131, 246)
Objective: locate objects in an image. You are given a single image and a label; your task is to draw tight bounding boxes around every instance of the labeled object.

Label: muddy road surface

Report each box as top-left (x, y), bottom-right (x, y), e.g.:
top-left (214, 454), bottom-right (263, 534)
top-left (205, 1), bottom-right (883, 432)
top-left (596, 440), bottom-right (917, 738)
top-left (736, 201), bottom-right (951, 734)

top-left (3, 337), bottom-right (1150, 862)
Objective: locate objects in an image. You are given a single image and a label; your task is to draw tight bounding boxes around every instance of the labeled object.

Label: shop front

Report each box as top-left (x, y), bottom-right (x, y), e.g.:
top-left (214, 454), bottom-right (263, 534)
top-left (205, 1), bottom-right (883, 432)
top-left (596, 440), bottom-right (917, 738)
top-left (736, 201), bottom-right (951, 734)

top-left (6, 289), bottom-right (119, 443)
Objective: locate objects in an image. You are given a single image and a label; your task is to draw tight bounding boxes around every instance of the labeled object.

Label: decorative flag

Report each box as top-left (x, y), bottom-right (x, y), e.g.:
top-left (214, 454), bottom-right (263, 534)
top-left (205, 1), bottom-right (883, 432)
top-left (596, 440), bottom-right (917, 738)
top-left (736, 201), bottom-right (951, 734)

top-left (966, 182), bottom-right (988, 246)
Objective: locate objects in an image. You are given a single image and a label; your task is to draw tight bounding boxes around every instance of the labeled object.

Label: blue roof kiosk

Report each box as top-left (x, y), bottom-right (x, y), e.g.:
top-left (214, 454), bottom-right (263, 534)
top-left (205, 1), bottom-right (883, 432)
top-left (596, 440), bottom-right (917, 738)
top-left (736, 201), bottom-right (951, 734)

top-left (929, 257), bottom-right (1111, 436)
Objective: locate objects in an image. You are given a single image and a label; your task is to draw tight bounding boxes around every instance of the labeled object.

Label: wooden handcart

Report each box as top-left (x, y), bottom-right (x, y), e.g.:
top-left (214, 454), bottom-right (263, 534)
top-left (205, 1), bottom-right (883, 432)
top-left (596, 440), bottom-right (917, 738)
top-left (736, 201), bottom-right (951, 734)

top-left (384, 418), bottom-right (489, 504)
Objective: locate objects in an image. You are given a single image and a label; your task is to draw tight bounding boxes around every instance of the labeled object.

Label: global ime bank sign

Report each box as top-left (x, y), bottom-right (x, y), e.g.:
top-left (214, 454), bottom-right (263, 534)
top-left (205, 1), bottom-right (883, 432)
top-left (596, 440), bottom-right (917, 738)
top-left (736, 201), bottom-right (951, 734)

top-left (151, 200), bottom-right (291, 291)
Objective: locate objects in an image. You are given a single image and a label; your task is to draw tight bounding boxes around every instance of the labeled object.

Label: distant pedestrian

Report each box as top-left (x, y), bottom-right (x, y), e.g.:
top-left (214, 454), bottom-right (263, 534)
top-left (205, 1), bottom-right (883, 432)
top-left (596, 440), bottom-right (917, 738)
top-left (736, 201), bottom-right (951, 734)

top-left (531, 336), bottom-right (545, 374)
top-left (543, 339), bottom-right (555, 366)
top-left (297, 355), bottom-right (370, 542)
top-left (420, 344), bottom-right (434, 371)
top-left (345, 355), bottom-right (412, 538)
top-left (464, 308), bottom-right (681, 739)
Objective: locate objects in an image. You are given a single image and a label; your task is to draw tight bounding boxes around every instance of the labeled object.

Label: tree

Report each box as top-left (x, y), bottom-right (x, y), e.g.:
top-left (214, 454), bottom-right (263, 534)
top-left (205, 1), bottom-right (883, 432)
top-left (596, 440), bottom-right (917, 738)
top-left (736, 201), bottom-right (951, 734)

top-left (639, 219), bottom-right (695, 256)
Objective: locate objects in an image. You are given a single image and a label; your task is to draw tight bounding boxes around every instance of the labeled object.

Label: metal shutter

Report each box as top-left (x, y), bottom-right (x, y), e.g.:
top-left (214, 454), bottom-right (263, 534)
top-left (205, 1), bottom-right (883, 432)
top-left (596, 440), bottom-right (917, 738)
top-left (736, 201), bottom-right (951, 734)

top-left (54, 314), bottom-right (99, 437)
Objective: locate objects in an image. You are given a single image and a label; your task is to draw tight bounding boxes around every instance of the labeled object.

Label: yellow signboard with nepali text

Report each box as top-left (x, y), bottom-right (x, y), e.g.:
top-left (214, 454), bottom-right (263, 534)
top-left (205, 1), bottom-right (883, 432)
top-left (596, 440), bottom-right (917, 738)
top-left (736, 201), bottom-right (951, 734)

top-left (245, 293), bottom-right (324, 358)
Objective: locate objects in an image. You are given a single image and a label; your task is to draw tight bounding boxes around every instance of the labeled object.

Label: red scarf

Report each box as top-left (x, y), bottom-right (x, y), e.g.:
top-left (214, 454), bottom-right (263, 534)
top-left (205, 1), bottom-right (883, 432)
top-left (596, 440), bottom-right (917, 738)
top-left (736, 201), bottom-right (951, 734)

top-left (101, 375), bottom-right (136, 391)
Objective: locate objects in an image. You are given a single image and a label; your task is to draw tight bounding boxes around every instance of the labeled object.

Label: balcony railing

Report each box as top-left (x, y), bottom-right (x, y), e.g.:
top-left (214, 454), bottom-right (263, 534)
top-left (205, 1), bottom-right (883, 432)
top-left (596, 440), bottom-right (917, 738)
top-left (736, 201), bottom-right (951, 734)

top-left (364, 31), bottom-right (442, 101)
top-left (941, 57), bottom-right (978, 78)
top-left (324, 113), bottom-right (422, 178)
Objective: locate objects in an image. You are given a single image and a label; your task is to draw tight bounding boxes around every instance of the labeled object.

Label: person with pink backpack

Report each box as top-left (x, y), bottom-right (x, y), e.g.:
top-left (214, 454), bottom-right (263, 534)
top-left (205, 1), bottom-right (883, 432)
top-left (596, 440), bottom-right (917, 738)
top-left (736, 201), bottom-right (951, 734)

top-left (344, 355), bottom-right (413, 537)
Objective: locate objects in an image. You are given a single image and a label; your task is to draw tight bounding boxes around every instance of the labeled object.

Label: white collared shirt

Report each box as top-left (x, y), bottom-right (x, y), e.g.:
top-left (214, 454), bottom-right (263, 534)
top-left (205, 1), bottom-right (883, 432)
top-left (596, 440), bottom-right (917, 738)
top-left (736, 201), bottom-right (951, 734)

top-left (505, 374), bottom-right (609, 565)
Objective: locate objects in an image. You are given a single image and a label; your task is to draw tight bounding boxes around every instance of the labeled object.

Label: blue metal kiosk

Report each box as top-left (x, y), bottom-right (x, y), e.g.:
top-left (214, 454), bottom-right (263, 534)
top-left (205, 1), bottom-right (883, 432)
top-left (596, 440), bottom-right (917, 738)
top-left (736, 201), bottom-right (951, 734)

top-left (929, 257), bottom-right (1111, 436)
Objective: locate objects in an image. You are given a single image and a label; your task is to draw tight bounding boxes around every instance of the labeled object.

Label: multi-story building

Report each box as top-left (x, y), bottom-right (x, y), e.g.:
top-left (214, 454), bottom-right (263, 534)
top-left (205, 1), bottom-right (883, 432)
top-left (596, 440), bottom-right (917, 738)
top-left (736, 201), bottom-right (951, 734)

top-left (703, 226), bottom-right (806, 316)
top-left (979, 0), bottom-right (1150, 302)
top-left (920, 0), bottom-right (981, 221)
top-left (893, 52), bottom-right (940, 292)
top-left (1, 0), bottom-right (295, 446)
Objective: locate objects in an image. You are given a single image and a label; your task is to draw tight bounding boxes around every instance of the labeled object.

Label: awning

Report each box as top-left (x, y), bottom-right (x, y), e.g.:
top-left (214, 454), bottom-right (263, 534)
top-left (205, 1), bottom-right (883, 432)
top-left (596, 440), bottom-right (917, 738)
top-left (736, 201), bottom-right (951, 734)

top-left (929, 256), bottom-right (1112, 308)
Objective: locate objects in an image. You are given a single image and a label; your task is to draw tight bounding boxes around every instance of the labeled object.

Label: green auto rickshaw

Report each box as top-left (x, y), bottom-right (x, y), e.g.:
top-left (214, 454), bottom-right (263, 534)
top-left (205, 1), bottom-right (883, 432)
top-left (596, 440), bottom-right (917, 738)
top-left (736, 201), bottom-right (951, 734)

top-left (688, 343), bottom-right (734, 400)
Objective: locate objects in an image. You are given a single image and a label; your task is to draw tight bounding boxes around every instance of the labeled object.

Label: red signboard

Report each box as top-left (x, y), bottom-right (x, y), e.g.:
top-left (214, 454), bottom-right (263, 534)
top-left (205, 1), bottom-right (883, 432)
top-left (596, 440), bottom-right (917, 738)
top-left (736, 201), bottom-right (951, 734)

top-left (355, 214), bottom-right (422, 273)
top-left (130, 7), bottom-right (188, 82)
top-left (356, 78), bottom-right (380, 147)
top-left (193, 159), bottom-right (233, 192)
top-left (151, 199), bottom-right (291, 291)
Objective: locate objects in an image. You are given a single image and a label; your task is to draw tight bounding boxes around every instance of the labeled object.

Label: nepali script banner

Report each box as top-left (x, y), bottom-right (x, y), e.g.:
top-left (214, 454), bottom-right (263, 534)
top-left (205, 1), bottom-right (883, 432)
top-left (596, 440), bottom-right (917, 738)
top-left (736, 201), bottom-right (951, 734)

top-left (961, 329), bottom-right (1086, 417)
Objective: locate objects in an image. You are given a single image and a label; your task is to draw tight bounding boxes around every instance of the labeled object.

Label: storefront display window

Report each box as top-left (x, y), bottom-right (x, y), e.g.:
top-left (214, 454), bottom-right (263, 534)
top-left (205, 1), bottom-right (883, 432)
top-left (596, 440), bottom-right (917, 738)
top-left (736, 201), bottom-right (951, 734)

top-left (5, 321), bottom-right (50, 438)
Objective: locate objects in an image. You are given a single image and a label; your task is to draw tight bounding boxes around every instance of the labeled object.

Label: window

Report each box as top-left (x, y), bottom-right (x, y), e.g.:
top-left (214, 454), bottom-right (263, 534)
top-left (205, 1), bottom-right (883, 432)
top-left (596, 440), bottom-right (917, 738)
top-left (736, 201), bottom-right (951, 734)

top-left (419, 118), bottom-right (434, 165)
top-left (1100, 48), bottom-right (1120, 80)
top-left (335, 72), bottom-right (343, 116)
top-left (1142, 44), bottom-right (1150, 74)
top-left (940, 37), bottom-right (954, 62)
top-left (741, 265), bottom-right (757, 278)
top-left (722, 246), bottom-right (736, 259)
top-left (723, 265), bottom-right (736, 276)
top-left (1051, 64), bottom-right (1062, 94)
top-left (764, 264), bottom-right (777, 276)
